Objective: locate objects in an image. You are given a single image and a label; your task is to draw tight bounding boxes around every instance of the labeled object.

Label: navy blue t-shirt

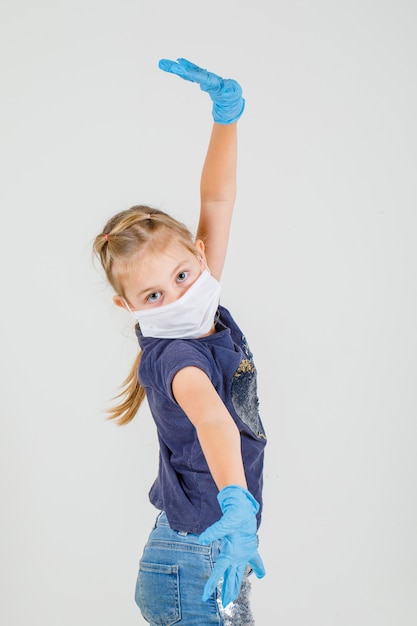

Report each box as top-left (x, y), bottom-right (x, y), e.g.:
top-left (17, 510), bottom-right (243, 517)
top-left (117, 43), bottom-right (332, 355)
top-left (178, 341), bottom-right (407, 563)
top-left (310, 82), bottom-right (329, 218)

top-left (136, 305), bottom-right (267, 534)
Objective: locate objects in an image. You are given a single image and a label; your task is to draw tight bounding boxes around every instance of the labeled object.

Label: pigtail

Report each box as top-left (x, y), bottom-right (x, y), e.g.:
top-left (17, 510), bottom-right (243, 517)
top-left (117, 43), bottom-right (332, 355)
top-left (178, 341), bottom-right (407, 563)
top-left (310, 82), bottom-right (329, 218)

top-left (107, 351), bottom-right (146, 425)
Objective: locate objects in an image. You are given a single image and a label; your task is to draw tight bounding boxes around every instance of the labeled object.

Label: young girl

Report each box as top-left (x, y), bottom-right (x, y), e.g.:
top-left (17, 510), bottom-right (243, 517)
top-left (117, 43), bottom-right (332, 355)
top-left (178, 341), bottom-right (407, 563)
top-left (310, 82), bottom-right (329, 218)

top-left (93, 58), bottom-right (267, 625)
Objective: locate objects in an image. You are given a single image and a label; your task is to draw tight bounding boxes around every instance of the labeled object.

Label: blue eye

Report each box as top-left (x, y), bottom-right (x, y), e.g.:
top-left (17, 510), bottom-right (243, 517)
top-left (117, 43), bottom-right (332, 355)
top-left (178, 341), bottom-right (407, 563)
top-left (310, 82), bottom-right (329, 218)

top-left (177, 271), bottom-right (189, 283)
top-left (147, 291), bottom-right (161, 303)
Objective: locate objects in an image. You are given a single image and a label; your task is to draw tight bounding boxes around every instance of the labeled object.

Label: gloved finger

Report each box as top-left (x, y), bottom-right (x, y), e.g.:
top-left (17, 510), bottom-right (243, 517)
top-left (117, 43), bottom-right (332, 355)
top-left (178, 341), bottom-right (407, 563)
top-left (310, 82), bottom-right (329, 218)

top-left (221, 563), bottom-right (246, 607)
top-left (159, 58), bottom-right (207, 84)
top-left (175, 58), bottom-right (206, 74)
top-left (163, 58), bottom-right (221, 92)
top-left (176, 58), bottom-right (222, 91)
top-left (248, 550), bottom-right (266, 579)
top-left (201, 555), bottom-right (230, 601)
top-left (158, 59), bottom-right (195, 82)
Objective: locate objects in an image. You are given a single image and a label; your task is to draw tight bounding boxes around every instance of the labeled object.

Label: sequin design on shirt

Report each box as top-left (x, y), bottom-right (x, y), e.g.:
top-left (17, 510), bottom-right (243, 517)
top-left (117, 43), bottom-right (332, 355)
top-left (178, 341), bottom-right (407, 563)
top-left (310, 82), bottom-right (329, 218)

top-left (217, 570), bottom-right (255, 626)
top-left (231, 336), bottom-right (266, 440)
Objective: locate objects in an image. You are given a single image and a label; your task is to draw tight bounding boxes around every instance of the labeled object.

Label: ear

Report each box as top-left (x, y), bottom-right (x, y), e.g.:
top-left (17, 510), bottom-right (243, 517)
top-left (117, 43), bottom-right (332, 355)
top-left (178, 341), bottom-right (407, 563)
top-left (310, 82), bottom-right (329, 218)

top-left (194, 239), bottom-right (206, 260)
top-left (113, 295), bottom-right (130, 310)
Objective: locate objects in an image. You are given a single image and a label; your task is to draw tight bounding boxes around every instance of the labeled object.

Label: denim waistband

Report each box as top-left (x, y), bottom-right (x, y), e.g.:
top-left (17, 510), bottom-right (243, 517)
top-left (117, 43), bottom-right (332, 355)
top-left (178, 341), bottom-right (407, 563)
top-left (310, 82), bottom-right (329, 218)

top-left (155, 511), bottom-right (193, 536)
top-left (155, 511), bottom-right (170, 526)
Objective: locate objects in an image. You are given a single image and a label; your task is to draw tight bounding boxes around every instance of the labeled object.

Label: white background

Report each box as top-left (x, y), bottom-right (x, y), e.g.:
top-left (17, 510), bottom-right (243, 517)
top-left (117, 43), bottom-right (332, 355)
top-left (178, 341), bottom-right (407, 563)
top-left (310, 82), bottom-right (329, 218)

top-left (1, 1), bottom-right (416, 624)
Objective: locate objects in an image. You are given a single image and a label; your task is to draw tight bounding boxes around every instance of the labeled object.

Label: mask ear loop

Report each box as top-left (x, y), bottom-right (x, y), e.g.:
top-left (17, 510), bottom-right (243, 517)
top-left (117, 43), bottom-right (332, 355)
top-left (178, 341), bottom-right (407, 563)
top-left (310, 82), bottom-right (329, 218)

top-left (197, 255), bottom-right (210, 273)
top-left (121, 297), bottom-right (139, 325)
top-left (122, 297), bottom-right (133, 313)
top-left (197, 255), bottom-right (220, 328)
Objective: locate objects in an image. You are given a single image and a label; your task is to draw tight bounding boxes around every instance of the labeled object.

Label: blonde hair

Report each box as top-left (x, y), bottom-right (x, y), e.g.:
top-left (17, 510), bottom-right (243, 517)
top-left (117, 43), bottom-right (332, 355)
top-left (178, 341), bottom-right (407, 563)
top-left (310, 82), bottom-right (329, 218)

top-left (93, 205), bottom-right (197, 425)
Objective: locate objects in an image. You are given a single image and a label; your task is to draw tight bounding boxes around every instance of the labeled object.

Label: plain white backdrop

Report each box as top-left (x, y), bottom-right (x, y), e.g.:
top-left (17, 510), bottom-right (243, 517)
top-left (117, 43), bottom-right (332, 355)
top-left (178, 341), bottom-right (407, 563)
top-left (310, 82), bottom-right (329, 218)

top-left (1, 1), bottom-right (416, 624)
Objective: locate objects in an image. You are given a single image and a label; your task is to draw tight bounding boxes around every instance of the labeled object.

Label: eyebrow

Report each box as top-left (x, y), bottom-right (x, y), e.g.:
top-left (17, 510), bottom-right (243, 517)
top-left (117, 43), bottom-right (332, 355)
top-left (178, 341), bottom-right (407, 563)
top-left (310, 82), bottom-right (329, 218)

top-left (135, 259), bottom-right (190, 298)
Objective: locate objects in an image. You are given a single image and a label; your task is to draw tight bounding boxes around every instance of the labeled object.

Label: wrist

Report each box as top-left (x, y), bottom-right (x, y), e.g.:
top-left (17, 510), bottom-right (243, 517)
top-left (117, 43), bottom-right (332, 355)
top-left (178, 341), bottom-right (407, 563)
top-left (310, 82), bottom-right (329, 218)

top-left (217, 484), bottom-right (260, 514)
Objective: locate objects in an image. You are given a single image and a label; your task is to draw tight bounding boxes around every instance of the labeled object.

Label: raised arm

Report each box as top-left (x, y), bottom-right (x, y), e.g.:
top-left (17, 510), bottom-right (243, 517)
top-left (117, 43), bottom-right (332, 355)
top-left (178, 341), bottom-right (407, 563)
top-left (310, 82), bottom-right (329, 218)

top-left (158, 58), bottom-right (245, 279)
top-left (159, 60), bottom-right (262, 608)
top-left (197, 122), bottom-right (237, 280)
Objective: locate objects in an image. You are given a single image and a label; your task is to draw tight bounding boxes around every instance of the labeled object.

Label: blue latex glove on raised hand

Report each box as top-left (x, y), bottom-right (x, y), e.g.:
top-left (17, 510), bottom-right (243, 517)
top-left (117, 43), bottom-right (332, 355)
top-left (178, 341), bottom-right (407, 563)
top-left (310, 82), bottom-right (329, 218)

top-left (158, 58), bottom-right (245, 124)
top-left (198, 485), bottom-right (265, 607)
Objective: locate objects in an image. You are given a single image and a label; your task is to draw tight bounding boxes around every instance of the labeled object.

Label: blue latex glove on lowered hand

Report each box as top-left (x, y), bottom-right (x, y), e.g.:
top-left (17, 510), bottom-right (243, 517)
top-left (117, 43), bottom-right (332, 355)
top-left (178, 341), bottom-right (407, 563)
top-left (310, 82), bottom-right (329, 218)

top-left (198, 485), bottom-right (265, 607)
top-left (158, 57), bottom-right (245, 124)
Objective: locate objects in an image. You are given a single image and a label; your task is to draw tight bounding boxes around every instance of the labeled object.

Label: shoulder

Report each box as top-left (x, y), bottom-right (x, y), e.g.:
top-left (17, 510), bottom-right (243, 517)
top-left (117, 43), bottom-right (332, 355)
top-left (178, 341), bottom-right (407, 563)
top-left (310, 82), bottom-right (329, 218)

top-left (138, 337), bottom-right (214, 395)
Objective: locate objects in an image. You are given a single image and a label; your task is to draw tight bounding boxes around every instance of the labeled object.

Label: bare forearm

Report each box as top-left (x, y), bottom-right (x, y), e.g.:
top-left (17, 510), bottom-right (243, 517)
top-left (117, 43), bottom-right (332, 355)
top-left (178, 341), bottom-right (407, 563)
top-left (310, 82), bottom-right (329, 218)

top-left (200, 122), bottom-right (237, 205)
top-left (196, 418), bottom-right (247, 491)
top-left (172, 366), bottom-right (247, 491)
top-left (197, 123), bottom-right (238, 278)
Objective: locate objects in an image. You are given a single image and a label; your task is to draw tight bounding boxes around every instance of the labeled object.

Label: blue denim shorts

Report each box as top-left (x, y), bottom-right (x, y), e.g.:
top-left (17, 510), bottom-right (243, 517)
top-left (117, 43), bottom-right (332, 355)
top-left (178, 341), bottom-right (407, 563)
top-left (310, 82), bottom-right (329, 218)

top-left (134, 511), bottom-right (255, 626)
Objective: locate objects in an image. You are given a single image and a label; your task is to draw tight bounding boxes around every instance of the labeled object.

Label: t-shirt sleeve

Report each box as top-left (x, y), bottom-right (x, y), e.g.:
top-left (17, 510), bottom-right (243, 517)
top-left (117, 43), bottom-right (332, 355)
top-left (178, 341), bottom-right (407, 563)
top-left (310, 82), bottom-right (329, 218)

top-left (146, 341), bottom-right (213, 403)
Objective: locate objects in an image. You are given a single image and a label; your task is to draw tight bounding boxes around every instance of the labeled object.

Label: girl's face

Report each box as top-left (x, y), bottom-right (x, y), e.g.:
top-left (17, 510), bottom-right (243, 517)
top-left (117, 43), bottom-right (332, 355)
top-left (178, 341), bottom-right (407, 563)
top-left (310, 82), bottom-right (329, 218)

top-left (113, 239), bottom-right (206, 312)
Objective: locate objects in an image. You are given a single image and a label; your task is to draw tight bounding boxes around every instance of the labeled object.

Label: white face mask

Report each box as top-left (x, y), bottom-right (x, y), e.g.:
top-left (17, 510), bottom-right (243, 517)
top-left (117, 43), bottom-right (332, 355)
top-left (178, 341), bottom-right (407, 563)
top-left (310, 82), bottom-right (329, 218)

top-left (128, 269), bottom-right (221, 339)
